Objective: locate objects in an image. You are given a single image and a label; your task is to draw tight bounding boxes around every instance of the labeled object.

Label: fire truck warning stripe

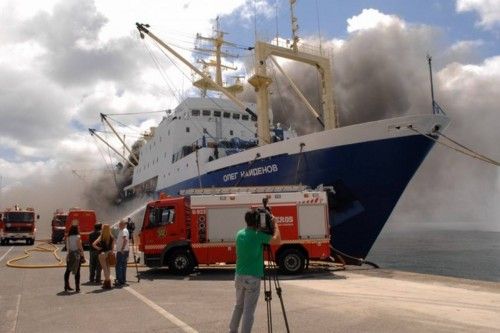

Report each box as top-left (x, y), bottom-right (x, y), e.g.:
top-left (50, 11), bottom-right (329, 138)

top-left (124, 286), bottom-right (198, 333)
top-left (145, 239), bottom-right (330, 251)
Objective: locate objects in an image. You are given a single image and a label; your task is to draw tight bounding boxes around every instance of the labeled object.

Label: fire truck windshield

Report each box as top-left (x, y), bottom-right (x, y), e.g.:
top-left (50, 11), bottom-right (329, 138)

top-left (4, 212), bottom-right (34, 222)
top-left (53, 216), bottom-right (67, 226)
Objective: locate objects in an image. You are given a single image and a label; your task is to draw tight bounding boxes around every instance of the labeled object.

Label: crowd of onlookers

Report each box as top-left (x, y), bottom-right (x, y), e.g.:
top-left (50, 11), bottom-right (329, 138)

top-left (64, 219), bottom-right (132, 292)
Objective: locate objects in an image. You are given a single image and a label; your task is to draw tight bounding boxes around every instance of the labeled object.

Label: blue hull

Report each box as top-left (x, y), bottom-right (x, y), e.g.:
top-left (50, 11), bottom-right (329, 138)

top-left (159, 134), bottom-right (434, 259)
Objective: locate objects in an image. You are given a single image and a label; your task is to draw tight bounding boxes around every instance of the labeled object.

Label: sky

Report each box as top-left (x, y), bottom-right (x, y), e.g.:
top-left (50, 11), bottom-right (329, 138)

top-left (0, 0), bottom-right (499, 235)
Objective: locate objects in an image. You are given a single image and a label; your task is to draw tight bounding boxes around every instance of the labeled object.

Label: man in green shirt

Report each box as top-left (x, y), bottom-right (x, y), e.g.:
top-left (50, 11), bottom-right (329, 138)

top-left (229, 209), bottom-right (281, 333)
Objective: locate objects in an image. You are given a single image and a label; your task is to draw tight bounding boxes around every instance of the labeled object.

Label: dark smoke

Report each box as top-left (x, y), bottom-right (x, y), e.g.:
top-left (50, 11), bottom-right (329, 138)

top-left (82, 136), bottom-right (145, 223)
top-left (242, 21), bottom-right (499, 230)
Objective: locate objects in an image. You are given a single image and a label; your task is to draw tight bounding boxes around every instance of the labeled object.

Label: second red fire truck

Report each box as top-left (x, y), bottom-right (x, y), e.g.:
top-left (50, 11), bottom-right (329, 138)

top-left (139, 186), bottom-right (331, 275)
top-left (0, 205), bottom-right (39, 245)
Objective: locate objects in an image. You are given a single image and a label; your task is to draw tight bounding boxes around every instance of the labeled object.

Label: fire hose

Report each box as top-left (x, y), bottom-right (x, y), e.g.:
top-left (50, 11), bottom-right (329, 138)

top-left (5, 241), bottom-right (144, 269)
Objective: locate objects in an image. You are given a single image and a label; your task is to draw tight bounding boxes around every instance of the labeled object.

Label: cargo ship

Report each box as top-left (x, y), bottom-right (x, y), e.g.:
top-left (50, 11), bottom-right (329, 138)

top-left (111, 5), bottom-right (449, 260)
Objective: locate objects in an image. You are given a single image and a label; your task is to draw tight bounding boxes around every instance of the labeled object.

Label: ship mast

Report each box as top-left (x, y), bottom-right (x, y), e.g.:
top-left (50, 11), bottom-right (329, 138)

top-left (193, 17), bottom-right (243, 96)
top-left (136, 23), bottom-right (258, 124)
top-left (136, 1), bottom-right (338, 147)
top-left (248, 0), bottom-right (338, 144)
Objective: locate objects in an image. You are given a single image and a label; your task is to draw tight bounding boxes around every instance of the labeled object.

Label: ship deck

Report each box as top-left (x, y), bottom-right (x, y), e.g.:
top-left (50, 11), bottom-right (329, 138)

top-left (1, 242), bottom-right (499, 333)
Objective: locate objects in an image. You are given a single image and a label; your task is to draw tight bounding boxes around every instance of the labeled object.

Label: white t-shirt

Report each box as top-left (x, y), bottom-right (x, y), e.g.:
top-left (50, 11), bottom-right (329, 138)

top-left (67, 235), bottom-right (80, 251)
top-left (116, 228), bottom-right (129, 252)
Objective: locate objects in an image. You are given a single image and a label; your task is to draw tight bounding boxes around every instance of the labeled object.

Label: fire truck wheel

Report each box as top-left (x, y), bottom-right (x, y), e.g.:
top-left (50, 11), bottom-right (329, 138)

top-left (277, 248), bottom-right (306, 275)
top-left (168, 249), bottom-right (195, 275)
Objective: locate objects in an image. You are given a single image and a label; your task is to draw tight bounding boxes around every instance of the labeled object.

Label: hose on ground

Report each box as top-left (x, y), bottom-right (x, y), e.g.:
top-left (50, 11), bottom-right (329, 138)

top-left (5, 241), bottom-right (144, 269)
top-left (330, 245), bottom-right (379, 269)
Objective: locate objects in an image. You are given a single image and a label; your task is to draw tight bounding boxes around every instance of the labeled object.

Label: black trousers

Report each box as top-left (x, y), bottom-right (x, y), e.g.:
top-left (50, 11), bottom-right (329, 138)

top-left (89, 250), bottom-right (101, 282)
top-left (64, 263), bottom-right (81, 287)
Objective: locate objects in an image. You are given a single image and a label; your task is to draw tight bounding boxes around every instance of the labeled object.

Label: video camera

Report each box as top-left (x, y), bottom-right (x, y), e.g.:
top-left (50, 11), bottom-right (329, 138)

top-left (254, 197), bottom-right (275, 235)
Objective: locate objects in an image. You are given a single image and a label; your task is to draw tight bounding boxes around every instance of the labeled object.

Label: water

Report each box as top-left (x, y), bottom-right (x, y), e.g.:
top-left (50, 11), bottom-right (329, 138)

top-left (367, 225), bottom-right (500, 282)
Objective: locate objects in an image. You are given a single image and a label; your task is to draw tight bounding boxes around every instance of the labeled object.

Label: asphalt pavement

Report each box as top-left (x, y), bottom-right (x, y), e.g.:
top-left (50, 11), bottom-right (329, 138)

top-left (1, 241), bottom-right (499, 333)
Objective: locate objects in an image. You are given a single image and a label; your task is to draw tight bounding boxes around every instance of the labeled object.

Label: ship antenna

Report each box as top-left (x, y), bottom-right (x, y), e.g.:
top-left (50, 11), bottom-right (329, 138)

top-left (315, 0), bottom-right (323, 55)
top-left (275, 0), bottom-right (279, 46)
top-left (253, 0), bottom-right (258, 42)
top-left (427, 54), bottom-right (436, 114)
top-left (427, 54), bottom-right (446, 115)
top-left (289, 0), bottom-right (299, 52)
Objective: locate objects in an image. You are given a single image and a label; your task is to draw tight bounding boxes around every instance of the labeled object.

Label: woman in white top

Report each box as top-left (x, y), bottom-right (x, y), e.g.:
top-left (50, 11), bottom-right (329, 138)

top-left (64, 225), bottom-right (85, 292)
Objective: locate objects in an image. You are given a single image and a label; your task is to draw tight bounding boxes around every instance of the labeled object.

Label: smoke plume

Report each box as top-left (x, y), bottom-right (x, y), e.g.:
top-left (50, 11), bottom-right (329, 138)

top-left (249, 21), bottom-right (500, 231)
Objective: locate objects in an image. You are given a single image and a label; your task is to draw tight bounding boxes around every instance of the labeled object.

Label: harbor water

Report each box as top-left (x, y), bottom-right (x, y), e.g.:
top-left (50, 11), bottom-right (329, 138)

top-left (368, 223), bottom-right (500, 282)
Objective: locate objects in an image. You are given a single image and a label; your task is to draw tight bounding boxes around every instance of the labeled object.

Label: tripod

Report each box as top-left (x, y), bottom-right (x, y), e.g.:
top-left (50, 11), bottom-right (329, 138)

top-left (263, 244), bottom-right (290, 333)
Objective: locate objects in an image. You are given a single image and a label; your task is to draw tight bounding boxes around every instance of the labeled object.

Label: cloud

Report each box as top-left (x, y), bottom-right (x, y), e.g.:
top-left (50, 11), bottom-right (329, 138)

top-left (0, 66), bottom-right (71, 146)
top-left (0, 0), bottom-right (252, 226)
top-left (347, 8), bottom-right (405, 33)
top-left (238, 0), bottom-right (275, 22)
top-left (456, 0), bottom-right (500, 29)
top-left (441, 39), bottom-right (485, 64)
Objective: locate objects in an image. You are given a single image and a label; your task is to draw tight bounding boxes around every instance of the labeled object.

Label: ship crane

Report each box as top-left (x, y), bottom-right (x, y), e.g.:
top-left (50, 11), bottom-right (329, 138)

top-left (88, 128), bottom-right (137, 166)
top-left (99, 113), bottom-right (140, 165)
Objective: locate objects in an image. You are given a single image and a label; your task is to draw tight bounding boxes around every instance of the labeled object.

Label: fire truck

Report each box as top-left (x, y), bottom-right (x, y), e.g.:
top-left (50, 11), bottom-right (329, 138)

top-left (51, 209), bottom-right (68, 243)
top-left (139, 186), bottom-right (331, 275)
top-left (65, 208), bottom-right (96, 247)
top-left (0, 205), bottom-right (39, 245)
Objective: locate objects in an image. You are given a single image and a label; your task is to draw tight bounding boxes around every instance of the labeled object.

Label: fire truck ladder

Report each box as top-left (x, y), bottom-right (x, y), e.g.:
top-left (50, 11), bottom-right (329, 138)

top-left (179, 185), bottom-right (310, 196)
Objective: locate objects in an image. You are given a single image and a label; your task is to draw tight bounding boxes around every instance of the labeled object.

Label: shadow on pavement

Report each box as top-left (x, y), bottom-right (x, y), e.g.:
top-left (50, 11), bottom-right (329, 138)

top-left (138, 266), bottom-right (345, 282)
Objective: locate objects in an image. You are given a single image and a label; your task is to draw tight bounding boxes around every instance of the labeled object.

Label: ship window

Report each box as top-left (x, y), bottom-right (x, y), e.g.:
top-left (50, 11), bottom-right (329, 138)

top-left (230, 130), bottom-right (234, 136)
top-left (232, 113), bottom-right (240, 120)
top-left (223, 112), bottom-right (231, 118)
top-left (242, 115), bottom-right (249, 121)
top-left (186, 127), bottom-right (190, 133)
top-left (214, 111), bottom-right (221, 117)
top-left (191, 109), bottom-right (200, 116)
top-left (202, 110), bottom-right (211, 116)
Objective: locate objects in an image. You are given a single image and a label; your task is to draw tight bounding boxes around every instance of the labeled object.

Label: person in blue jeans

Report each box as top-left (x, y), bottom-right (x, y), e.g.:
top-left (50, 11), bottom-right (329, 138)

top-left (229, 209), bottom-right (281, 333)
top-left (115, 219), bottom-right (129, 286)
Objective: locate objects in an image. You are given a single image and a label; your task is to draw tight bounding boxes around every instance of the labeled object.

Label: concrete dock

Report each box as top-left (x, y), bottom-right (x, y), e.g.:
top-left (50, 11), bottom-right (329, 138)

top-left (1, 242), bottom-right (499, 332)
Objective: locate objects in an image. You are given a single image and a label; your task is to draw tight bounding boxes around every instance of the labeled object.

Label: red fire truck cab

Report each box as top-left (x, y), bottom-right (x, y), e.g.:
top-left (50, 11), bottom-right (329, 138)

top-left (139, 187), bottom-right (331, 275)
top-left (0, 205), bottom-right (39, 245)
top-left (65, 208), bottom-right (96, 247)
top-left (51, 210), bottom-right (68, 244)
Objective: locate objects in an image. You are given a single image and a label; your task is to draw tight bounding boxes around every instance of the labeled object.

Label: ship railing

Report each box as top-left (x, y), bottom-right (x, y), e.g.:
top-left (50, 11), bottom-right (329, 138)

top-left (180, 185), bottom-right (310, 196)
top-left (432, 101), bottom-right (447, 115)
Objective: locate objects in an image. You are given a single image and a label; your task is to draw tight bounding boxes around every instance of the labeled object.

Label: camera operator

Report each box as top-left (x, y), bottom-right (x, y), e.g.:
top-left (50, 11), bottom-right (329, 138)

top-left (126, 217), bottom-right (135, 240)
top-left (229, 209), bottom-right (281, 333)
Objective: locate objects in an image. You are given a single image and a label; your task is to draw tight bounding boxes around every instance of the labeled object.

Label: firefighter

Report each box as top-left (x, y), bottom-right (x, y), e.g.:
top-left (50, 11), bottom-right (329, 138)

top-left (229, 209), bottom-right (281, 333)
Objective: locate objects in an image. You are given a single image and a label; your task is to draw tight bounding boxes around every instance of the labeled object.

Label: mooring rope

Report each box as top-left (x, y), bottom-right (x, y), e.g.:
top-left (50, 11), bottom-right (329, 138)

top-left (407, 126), bottom-right (500, 167)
